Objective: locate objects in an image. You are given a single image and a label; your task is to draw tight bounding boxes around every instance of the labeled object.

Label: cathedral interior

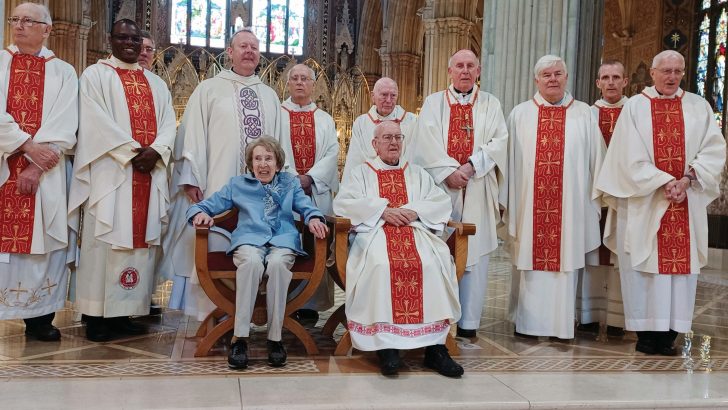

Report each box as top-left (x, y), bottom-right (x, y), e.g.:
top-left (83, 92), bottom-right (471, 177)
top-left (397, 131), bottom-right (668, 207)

top-left (3, 0), bottom-right (728, 408)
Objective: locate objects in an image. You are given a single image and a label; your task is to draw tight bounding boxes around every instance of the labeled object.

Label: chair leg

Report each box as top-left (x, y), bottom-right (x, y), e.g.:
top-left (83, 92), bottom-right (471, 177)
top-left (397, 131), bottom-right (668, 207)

top-left (195, 308), bottom-right (226, 338)
top-left (194, 318), bottom-right (233, 357)
top-left (445, 334), bottom-right (460, 356)
top-left (283, 316), bottom-right (320, 355)
top-left (333, 330), bottom-right (353, 356)
top-left (321, 304), bottom-right (346, 337)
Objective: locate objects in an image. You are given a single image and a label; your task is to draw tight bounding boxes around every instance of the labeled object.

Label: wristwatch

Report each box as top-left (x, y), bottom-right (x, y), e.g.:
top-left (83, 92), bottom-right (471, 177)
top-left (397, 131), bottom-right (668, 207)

top-left (683, 173), bottom-right (697, 182)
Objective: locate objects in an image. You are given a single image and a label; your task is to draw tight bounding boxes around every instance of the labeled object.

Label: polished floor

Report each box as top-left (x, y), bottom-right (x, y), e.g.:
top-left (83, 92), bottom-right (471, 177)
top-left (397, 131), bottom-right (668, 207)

top-left (2, 246), bottom-right (728, 409)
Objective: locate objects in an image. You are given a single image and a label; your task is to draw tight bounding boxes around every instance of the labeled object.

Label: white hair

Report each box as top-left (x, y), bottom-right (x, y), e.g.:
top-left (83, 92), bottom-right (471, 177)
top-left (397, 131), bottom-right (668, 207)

top-left (534, 55), bottom-right (567, 78)
top-left (373, 120), bottom-right (401, 141)
top-left (228, 28), bottom-right (259, 48)
top-left (651, 50), bottom-right (685, 69)
top-left (372, 77), bottom-right (398, 94)
top-left (15, 2), bottom-right (52, 25)
top-left (448, 50), bottom-right (480, 68)
top-left (286, 64), bottom-right (315, 82)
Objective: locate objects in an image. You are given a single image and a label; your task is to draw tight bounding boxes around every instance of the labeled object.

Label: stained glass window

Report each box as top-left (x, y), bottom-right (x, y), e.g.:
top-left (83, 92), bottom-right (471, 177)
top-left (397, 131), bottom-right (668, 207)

top-left (169, 0), bottom-right (230, 49)
top-left (694, 1), bottom-right (728, 131)
top-left (252, 0), bottom-right (306, 56)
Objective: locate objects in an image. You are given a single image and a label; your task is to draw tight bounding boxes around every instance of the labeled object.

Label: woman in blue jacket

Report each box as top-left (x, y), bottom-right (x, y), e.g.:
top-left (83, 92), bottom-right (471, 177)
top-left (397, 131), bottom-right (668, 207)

top-left (187, 136), bottom-right (328, 370)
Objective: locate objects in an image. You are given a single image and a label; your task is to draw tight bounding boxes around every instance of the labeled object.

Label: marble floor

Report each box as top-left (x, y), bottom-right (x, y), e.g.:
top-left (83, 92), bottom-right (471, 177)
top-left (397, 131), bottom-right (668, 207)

top-left (2, 246), bottom-right (728, 409)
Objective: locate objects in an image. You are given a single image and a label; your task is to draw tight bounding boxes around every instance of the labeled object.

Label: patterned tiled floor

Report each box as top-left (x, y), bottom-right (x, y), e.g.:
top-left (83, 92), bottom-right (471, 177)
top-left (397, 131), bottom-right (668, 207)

top-left (1, 245), bottom-right (726, 378)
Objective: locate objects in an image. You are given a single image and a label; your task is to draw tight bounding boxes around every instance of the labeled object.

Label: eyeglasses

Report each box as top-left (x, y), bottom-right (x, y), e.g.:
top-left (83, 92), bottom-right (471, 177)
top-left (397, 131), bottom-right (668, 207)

top-left (379, 134), bottom-right (404, 143)
top-left (7, 16), bottom-right (48, 27)
top-left (111, 34), bottom-right (143, 44)
top-left (141, 46), bottom-right (155, 53)
top-left (656, 68), bottom-right (684, 76)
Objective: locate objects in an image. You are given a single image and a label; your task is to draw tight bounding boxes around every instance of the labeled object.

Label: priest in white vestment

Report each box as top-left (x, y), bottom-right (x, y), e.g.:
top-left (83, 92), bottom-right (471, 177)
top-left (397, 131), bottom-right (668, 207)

top-left (68, 19), bottom-right (176, 342)
top-left (413, 49), bottom-right (508, 338)
top-left (596, 51), bottom-right (726, 355)
top-left (280, 64), bottom-right (339, 316)
top-left (334, 121), bottom-right (463, 378)
top-left (577, 60), bottom-right (629, 336)
top-left (161, 29), bottom-right (282, 318)
top-left (505, 55), bottom-right (605, 339)
top-left (341, 77), bottom-right (417, 183)
top-left (0, 3), bottom-right (77, 341)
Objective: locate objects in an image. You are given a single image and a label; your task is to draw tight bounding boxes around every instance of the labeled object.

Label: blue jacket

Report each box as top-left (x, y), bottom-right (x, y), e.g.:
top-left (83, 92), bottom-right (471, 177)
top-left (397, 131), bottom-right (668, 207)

top-left (186, 172), bottom-right (324, 256)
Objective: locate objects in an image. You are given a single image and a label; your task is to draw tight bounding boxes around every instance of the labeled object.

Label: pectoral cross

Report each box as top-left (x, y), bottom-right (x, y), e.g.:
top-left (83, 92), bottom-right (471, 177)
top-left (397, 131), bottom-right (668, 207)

top-left (459, 113), bottom-right (473, 142)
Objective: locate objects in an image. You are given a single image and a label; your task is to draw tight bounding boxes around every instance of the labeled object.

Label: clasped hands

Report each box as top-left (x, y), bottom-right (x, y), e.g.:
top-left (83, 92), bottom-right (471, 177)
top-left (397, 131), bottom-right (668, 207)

top-left (444, 162), bottom-right (475, 190)
top-left (17, 140), bottom-right (60, 195)
top-left (382, 207), bottom-right (418, 226)
top-left (663, 177), bottom-right (691, 204)
top-left (131, 147), bottom-right (161, 174)
top-left (192, 212), bottom-right (329, 239)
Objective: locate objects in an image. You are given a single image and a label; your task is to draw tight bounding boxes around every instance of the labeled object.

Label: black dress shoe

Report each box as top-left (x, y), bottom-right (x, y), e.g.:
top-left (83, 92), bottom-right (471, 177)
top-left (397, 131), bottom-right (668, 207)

top-left (295, 309), bottom-right (319, 324)
top-left (228, 339), bottom-right (249, 370)
top-left (110, 316), bottom-right (148, 335)
top-left (376, 349), bottom-right (400, 376)
top-left (514, 330), bottom-right (539, 339)
top-left (149, 305), bottom-right (163, 316)
top-left (657, 345), bottom-right (678, 356)
top-left (576, 322), bottom-right (600, 333)
top-left (85, 316), bottom-right (112, 342)
top-left (607, 326), bottom-right (625, 337)
top-left (267, 340), bottom-right (287, 367)
top-left (25, 323), bottom-right (61, 341)
top-left (424, 344), bottom-right (464, 378)
top-left (456, 326), bottom-right (476, 338)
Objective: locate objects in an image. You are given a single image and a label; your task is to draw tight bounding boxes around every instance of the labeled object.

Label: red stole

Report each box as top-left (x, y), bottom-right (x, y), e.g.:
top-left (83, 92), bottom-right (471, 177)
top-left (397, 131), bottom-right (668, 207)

top-left (445, 91), bottom-right (477, 165)
top-left (648, 94), bottom-right (690, 274)
top-left (366, 109), bottom-right (406, 124)
top-left (109, 65), bottom-right (158, 249)
top-left (283, 107), bottom-right (316, 174)
top-left (367, 162), bottom-right (424, 324)
top-left (531, 100), bottom-right (569, 272)
top-left (0, 53), bottom-right (47, 254)
top-left (597, 106), bottom-right (622, 147)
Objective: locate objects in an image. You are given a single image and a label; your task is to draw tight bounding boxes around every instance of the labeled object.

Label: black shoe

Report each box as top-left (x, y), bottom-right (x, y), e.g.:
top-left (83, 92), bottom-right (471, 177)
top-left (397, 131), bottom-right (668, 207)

top-left (424, 344), bottom-right (464, 378)
top-left (635, 331), bottom-right (657, 355)
top-left (576, 322), bottom-right (600, 333)
top-left (514, 330), bottom-right (539, 339)
top-left (267, 340), bottom-right (287, 367)
top-left (85, 316), bottom-right (112, 342)
top-left (149, 305), bottom-right (163, 316)
top-left (110, 316), bottom-right (148, 335)
top-left (657, 344), bottom-right (677, 356)
top-left (376, 349), bottom-right (400, 376)
top-left (655, 329), bottom-right (678, 356)
top-left (295, 309), bottom-right (319, 324)
top-left (456, 327), bottom-right (476, 338)
top-left (25, 323), bottom-right (61, 341)
top-left (607, 326), bottom-right (625, 337)
top-left (228, 339), bottom-right (249, 370)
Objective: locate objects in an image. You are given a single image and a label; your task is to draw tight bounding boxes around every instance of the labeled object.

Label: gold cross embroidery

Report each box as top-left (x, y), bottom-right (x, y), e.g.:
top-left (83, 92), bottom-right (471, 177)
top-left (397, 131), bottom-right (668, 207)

top-left (14, 60), bottom-right (40, 83)
top-left (600, 110), bottom-right (617, 134)
top-left (381, 174), bottom-right (402, 194)
top-left (538, 152), bottom-right (561, 175)
top-left (41, 278), bottom-right (58, 296)
top-left (657, 146), bottom-right (682, 172)
top-left (536, 248), bottom-right (558, 270)
top-left (124, 76), bottom-right (146, 95)
top-left (655, 105), bottom-right (680, 123)
top-left (536, 200), bottom-right (560, 223)
top-left (664, 248), bottom-right (688, 273)
top-left (9, 282), bottom-right (28, 301)
top-left (136, 120), bottom-right (156, 144)
top-left (541, 111), bottom-right (563, 129)
top-left (294, 116), bottom-right (312, 135)
top-left (394, 299), bottom-right (420, 322)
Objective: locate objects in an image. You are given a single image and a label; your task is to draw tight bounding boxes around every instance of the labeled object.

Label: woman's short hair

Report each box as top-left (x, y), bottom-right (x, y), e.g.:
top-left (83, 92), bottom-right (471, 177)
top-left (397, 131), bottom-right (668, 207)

top-left (245, 136), bottom-right (286, 171)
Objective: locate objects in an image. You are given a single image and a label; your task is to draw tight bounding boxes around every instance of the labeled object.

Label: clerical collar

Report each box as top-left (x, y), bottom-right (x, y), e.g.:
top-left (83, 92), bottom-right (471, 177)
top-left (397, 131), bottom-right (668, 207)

top-left (283, 98), bottom-right (316, 112)
top-left (595, 96), bottom-right (627, 108)
top-left (453, 87), bottom-right (474, 96)
top-left (109, 55), bottom-right (141, 70)
top-left (8, 44), bottom-right (52, 58)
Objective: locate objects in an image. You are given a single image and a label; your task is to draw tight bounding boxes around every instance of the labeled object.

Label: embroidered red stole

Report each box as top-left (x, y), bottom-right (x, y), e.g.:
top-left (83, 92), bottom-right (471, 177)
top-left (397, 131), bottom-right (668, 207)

top-left (368, 162), bottom-right (424, 324)
top-left (597, 106), bottom-right (622, 147)
top-left (597, 105), bottom-right (622, 265)
top-left (0, 53), bottom-right (47, 254)
top-left (649, 96), bottom-right (690, 274)
top-left (366, 109), bottom-right (406, 125)
top-left (446, 92), bottom-right (477, 165)
top-left (284, 108), bottom-right (316, 174)
top-left (111, 66), bottom-right (157, 249)
top-left (532, 102), bottom-right (568, 272)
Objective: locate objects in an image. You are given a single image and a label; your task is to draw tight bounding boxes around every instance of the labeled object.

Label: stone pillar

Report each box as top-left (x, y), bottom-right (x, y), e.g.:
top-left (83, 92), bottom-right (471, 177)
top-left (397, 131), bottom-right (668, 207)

top-left (481, 0), bottom-right (581, 114)
top-left (572, 0), bottom-right (605, 104)
top-left (389, 52), bottom-right (421, 113)
top-left (421, 0), bottom-right (473, 97)
top-left (0, 0), bottom-right (5, 46)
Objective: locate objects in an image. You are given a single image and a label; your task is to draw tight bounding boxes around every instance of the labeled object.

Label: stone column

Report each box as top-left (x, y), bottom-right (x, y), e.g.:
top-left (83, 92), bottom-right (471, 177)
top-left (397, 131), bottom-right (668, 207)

top-left (0, 0), bottom-right (5, 46)
top-left (46, 1), bottom-right (93, 74)
top-left (389, 52), bottom-right (421, 113)
top-left (481, 0), bottom-right (582, 114)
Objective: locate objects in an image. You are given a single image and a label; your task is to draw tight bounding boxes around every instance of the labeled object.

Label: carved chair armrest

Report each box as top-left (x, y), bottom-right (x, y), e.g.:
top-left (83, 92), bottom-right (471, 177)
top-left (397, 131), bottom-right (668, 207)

top-left (325, 215), bottom-right (351, 288)
top-left (447, 220), bottom-right (476, 281)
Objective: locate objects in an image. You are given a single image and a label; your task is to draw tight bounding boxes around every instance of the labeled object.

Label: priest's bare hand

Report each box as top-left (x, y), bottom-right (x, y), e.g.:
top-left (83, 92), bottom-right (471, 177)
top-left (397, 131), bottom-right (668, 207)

top-left (445, 169), bottom-right (470, 190)
top-left (192, 212), bottom-right (214, 227)
top-left (458, 162), bottom-right (476, 179)
top-left (399, 208), bottom-right (419, 223)
top-left (382, 207), bottom-right (410, 226)
top-left (21, 140), bottom-right (59, 171)
top-left (298, 174), bottom-right (314, 196)
top-left (183, 184), bottom-right (204, 203)
top-left (308, 218), bottom-right (329, 239)
top-left (131, 147), bottom-right (161, 174)
top-left (16, 164), bottom-right (43, 195)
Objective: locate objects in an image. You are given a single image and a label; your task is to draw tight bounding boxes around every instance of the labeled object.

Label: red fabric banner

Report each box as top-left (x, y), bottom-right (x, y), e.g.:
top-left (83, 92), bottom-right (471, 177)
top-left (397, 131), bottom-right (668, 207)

top-left (112, 66), bottom-right (157, 249)
top-left (531, 103), bottom-right (567, 272)
top-left (445, 92), bottom-right (477, 165)
top-left (649, 96), bottom-right (690, 274)
top-left (0, 53), bottom-right (46, 254)
top-left (284, 108), bottom-right (317, 175)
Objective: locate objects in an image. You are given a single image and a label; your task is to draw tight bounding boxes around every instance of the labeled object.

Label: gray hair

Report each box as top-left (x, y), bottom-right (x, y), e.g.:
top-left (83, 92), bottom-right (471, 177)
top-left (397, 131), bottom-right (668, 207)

top-left (651, 50), bottom-right (685, 69)
top-left (228, 28), bottom-right (259, 48)
top-left (372, 77), bottom-right (398, 94)
top-left (286, 64), bottom-right (316, 82)
top-left (534, 55), bottom-right (567, 78)
top-left (15, 2), bottom-right (52, 25)
top-left (245, 136), bottom-right (286, 172)
top-left (373, 120), bottom-right (401, 141)
top-left (448, 50), bottom-right (480, 68)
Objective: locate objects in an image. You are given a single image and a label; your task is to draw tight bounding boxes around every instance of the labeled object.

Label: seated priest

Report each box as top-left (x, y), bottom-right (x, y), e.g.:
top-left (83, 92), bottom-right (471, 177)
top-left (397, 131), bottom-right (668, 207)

top-left (187, 136), bottom-right (328, 370)
top-left (333, 121), bottom-right (463, 378)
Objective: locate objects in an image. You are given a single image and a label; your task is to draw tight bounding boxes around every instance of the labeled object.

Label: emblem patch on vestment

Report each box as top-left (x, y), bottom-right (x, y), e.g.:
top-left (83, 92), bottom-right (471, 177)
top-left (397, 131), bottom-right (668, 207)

top-left (119, 267), bottom-right (140, 290)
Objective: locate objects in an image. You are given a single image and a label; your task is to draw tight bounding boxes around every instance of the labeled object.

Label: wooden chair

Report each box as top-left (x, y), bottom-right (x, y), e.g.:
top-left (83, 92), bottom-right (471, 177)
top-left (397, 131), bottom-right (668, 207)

top-left (193, 209), bottom-right (327, 356)
top-left (323, 216), bottom-right (476, 356)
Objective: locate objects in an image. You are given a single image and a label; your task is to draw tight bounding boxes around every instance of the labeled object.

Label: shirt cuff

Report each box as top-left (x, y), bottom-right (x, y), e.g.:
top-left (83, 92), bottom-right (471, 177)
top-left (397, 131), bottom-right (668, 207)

top-left (177, 159), bottom-right (199, 187)
top-left (469, 150), bottom-right (496, 178)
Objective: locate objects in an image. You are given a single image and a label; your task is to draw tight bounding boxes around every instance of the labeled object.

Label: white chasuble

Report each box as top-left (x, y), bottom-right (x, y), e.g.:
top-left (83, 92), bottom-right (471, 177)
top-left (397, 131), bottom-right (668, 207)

top-left (414, 85), bottom-right (508, 266)
top-left (342, 105), bottom-right (417, 184)
top-left (0, 46), bottom-right (77, 319)
top-left (161, 70), bottom-right (281, 316)
top-left (333, 158), bottom-right (460, 350)
top-left (69, 57), bottom-right (176, 317)
top-left (280, 98), bottom-right (339, 215)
